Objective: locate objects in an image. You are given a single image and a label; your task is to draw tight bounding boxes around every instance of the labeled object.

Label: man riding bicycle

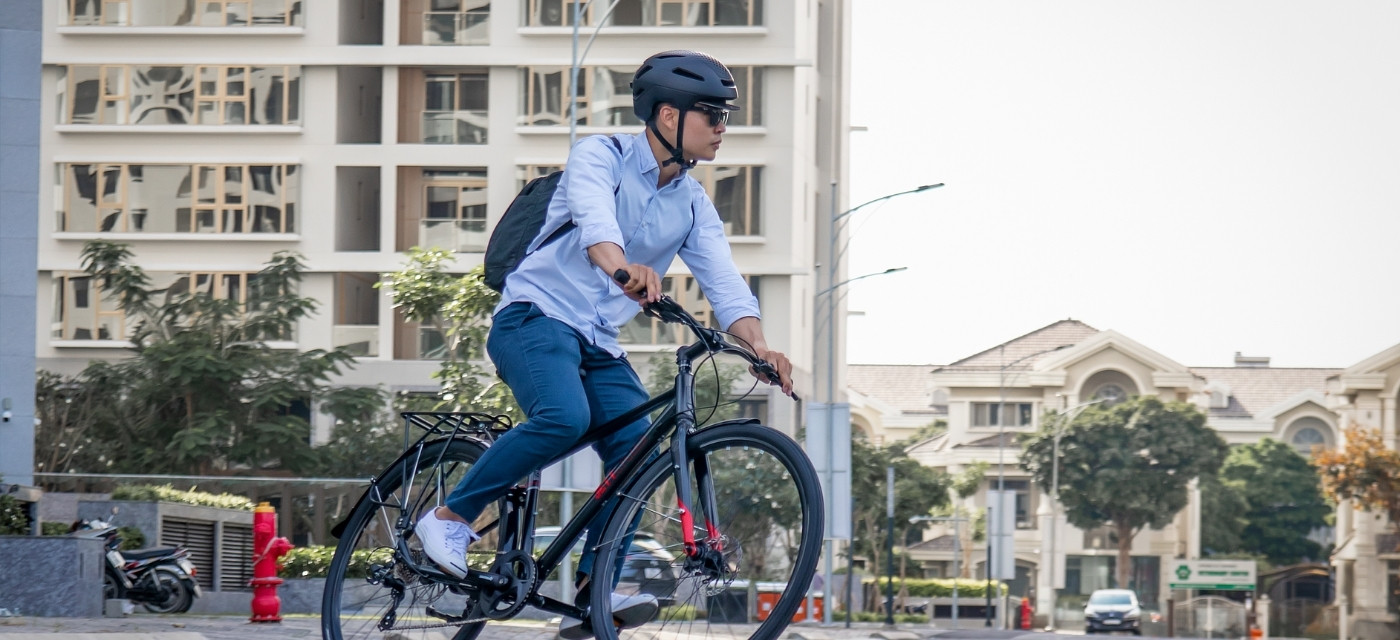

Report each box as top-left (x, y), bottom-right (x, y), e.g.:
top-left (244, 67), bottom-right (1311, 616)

top-left (415, 49), bottom-right (795, 639)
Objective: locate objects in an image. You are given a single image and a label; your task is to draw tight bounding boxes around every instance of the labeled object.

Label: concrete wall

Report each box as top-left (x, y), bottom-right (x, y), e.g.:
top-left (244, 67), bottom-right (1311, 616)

top-left (0, 0), bottom-right (40, 488)
top-left (0, 536), bottom-right (103, 617)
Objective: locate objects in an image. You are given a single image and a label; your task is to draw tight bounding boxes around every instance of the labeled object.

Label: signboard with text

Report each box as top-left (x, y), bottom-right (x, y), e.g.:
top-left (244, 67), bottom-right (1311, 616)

top-left (1168, 559), bottom-right (1256, 591)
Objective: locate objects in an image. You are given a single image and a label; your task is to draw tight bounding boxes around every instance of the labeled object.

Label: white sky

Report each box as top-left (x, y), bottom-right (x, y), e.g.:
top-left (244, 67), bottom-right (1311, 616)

top-left (843, 0), bottom-right (1400, 369)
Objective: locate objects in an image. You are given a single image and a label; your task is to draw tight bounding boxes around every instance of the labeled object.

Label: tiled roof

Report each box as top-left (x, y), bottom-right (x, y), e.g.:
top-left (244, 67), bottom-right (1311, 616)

top-left (934, 320), bottom-right (1100, 373)
top-left (1190, 367), bottom-right (1340, 419)
top-left (849, 364), bottom-right (943, 415)
top-left (907, 534), bottom-right (957, 552)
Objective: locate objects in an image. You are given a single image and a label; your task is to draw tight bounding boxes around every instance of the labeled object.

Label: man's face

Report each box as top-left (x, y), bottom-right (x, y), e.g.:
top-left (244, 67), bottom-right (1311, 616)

top-left (658, 103), bottom-right (729, 163)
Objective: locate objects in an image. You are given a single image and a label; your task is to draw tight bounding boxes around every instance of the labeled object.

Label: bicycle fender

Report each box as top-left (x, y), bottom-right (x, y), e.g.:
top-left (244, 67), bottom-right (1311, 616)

top-left (329, 435), bottom-right (490, 539)
top-left (693, 417), bottom-right (761, 432)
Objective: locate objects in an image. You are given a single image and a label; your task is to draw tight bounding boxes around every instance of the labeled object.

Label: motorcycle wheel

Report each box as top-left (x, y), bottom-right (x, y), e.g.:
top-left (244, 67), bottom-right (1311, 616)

top-left (102, 571), bottom-right (121, 600)
top-left (140, 569), bottom-right (192, 614)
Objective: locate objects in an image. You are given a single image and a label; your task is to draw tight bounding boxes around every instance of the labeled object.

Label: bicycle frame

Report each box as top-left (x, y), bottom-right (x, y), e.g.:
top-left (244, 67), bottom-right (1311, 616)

top-left (377, 336), bottom-right (746, 621)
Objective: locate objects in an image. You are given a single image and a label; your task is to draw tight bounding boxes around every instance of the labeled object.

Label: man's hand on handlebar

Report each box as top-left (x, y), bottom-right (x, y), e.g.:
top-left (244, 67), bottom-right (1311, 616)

top-left (751, 348), bottom-right (795, 397)
top-left (613, 265), bottom-right (661, 303)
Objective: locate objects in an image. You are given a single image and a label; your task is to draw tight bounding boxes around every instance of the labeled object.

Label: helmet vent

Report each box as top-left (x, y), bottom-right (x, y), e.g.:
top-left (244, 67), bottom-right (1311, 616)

top-left (671, 67), bottom-right (705, 82)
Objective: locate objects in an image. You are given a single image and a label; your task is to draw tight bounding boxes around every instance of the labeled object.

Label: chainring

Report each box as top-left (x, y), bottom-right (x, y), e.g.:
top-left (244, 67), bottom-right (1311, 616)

top-left (471, 550), bottom-right (536, 620)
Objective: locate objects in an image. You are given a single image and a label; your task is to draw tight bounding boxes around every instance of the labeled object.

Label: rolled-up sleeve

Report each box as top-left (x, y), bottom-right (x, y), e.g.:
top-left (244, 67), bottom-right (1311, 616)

top-left (565, 136), bottom-right (627, 250)
top-left (679, 184), bottom-right (761, 330)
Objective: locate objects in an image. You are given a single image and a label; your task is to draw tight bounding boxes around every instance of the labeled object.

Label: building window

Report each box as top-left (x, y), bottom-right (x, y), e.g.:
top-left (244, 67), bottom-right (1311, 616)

top-left (517, 165), bottom-right (563, 190)
top-left (423, 72), bottom-right (489, 144)
top-left (1092, 383), bottom-right (1128, 407)
top-left (58, 163), bottom-right (299, 234)
top-left (422, 0), bottom-right (490, 44)
top-left (523, 0), bottom-right (762, 26)
top-left (52, 270), bottom-right (283, 341)
top-left (1287, 417), bottom-right (1332, 458)
top-left (519, 65), bottom-right (762, 127)
top-left (690, 165), bottom-right (761, 236)
top-left (419, 169), bottom-right (488, 252)
top-left (996, 479), bottom-right (1033, 530)
top-left (618, 275), bottom-right (759, 345)
top-left (52, 274), bottom-right (126, 341)
top-left (971, 402), bottom-right (1032, 428)
top-left (61, 65), bottom-right (300, 125)
top-left (66, 0), bottom-right (304, 26)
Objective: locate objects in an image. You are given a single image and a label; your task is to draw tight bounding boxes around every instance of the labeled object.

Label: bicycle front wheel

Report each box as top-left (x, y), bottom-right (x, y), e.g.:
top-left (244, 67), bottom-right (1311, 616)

top-left (591, 423), bottom-right (824, 640)
top-left (321, 437), bottom-right (494, 640)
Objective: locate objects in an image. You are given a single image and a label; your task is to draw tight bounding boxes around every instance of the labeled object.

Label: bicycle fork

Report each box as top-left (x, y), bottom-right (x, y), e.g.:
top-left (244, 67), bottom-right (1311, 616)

top-left (670, 358), bottom-right (727, 577)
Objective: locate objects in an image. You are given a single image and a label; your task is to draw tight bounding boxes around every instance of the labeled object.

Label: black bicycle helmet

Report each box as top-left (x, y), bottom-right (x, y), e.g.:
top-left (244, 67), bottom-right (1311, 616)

top-left (631, 50), bottom-right (740, 168)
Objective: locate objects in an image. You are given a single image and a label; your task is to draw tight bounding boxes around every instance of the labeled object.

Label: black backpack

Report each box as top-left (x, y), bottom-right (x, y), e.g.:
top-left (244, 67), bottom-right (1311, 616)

top-left (483, 135), bottom-right (625, 292)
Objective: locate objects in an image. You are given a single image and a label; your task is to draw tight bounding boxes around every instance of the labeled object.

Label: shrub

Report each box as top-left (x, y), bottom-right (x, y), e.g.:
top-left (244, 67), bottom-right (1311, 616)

top-left (0, 494), bottom-right (28, 535)
top-left (111, 484), bottom-right (255, 511)
top-left (862, 577), bottom-right (1007, 598)
top-left (116, 526), bottom-right (145, 550)
top-left (42, 521), bottom-right (72, 536)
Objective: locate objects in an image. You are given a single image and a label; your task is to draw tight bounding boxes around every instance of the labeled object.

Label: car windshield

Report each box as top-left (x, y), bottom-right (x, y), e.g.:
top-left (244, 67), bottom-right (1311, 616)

top-left (1089, 592), bottom-right (1134, 605)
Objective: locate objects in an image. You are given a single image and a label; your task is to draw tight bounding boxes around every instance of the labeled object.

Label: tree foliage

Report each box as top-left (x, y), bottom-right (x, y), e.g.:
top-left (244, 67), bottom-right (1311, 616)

top-left (1315, 425), bottom-right (1400, 539)
top-left (378, 249), bottom-right (521, 421)
top-left (1209, 438), bottom-right (1331, 564)
top-left (1020, 396), bottom-right (1228, 587)
top-left (850, 434), bottom-right (952, 576)
top-left (34, 241), bottom-right (386, 476)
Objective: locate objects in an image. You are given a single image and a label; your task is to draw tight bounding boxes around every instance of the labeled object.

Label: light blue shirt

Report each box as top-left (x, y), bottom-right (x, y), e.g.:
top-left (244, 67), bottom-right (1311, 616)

top-left (497, 132), bottom-right (760, 358)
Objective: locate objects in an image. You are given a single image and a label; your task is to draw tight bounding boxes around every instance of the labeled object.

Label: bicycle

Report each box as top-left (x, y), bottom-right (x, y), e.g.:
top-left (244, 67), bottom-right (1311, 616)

top-left (321, 287), bottom-right (824, 640)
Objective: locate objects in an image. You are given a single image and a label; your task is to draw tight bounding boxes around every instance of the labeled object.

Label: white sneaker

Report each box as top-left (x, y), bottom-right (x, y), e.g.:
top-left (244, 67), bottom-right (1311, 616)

top-left (559, 593), bottom-right (659, 640)
top-left (414, 509), bottom-right (479, 579)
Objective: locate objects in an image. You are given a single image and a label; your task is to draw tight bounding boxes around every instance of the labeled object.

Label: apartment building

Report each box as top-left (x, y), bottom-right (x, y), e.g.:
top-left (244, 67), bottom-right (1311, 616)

top-left (36, 0), bottom-right (854, 437)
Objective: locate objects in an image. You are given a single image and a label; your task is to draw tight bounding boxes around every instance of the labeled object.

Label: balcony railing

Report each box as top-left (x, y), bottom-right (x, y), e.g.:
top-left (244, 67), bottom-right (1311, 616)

top-left (423, 11), bottom-right (489, 45)
top-left (422, 110), bottom-right (488, 144)
top-left (333, 325), bottom-right (379, 357)
top-left (420, 219), bottom-right (487, 253)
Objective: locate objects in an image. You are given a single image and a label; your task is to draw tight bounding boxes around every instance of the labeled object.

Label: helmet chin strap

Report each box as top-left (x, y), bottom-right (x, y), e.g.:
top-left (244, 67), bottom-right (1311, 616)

top-left (649, 109), bottom-right (697, 170)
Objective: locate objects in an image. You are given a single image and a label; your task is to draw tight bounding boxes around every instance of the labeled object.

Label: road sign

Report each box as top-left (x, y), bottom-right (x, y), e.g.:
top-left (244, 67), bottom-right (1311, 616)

top-left (1168, 559), bottom-right (1256, 591)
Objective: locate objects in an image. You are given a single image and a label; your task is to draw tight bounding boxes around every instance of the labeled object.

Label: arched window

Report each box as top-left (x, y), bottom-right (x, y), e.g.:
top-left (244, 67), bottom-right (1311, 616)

top-left (1093, 384), bottom-right (1128, 407)
top-left (1286, 417), bottom-right (1331, 457)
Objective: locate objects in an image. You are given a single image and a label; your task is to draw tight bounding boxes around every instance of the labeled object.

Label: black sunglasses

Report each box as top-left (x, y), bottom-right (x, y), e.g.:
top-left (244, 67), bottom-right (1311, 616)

top-left (692, 103), bottom-right (731, 128)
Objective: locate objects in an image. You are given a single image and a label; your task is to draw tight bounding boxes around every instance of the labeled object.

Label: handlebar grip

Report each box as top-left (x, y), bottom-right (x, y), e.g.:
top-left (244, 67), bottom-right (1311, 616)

top-left (613, 269), bottom-right (630, 284)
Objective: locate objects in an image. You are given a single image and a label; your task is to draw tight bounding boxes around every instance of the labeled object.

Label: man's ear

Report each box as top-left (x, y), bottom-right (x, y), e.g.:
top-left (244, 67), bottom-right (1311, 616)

top-left (656, 104), bottom-right (678, 132)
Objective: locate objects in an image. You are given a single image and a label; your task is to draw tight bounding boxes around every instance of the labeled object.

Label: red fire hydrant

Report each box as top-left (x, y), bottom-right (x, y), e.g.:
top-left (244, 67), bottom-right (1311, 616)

top-left (1019, 597), bottom-right (1033, 630)
top-left (250, 501), bottom-right (294, 622)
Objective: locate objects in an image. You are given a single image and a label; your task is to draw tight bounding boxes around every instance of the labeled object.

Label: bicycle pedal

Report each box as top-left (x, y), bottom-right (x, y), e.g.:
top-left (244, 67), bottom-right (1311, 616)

top-left (426, 605), bottom-right (469, 623)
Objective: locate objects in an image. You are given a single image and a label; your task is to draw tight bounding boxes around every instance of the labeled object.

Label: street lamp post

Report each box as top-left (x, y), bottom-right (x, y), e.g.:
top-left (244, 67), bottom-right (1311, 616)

top-left (1043, 397), bottom-right (1105, 631)
top-left (910, 515), bottom-right (967, 628)
top-left (568, 0), bottom-right (624, 149)
top-left (989, 343), bottom-right (1070, 627)
top-left (814, 182), bottom-right (942, 626)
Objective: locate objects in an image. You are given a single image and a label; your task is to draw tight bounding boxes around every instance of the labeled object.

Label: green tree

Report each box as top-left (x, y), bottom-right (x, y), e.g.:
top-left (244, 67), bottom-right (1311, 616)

top-left (849, 434), bottom-right (952, 577)
top-left (1218, 438), bottom-right (1331, 564)
top-left (1199, 473), bottom-right (1248, 555)
top-left (1020, 396), bottom-right (1228, 588)
top-left (378, 249), bottom-right (521, 421)
top-left (44, 241), bottom-right (382, 475)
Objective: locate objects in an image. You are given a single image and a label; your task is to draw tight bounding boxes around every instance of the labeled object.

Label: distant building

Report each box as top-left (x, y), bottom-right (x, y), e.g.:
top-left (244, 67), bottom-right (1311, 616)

top-left (849, 320), bottom-right (1398, 639)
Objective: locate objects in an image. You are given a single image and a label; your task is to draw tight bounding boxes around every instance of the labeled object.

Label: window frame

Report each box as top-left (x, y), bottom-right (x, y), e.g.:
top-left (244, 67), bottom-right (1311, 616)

top-left (689, 165), bottom-right (761, 236)
top-left (66, 0), bottom-right (302, 26)
top-left (970, 401), bottom-right (1034, 428)
top-left (52, 273), bottom-right (127, 341)
top-left (519, 65), bottom-right (762, 128)
top-left (422, 71), bottom-right (490, 144)
top-left (63, 64), bottom-right (301, 126)
top-left (59, 162), bottom-right (298, 235)
top-left (420, 169), bottom-right (489, 252)
top-left (523, 0), bottom-right (762, 27)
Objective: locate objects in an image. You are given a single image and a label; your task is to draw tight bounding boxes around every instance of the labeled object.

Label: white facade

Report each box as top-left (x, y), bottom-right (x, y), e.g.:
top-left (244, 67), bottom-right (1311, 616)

top-left (36, 0), bottom-right (853, 434)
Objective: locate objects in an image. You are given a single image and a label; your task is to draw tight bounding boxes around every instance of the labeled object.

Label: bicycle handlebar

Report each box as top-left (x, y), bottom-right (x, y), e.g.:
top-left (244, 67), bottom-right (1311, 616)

top-left (612, 270), bottom-right (795, 399)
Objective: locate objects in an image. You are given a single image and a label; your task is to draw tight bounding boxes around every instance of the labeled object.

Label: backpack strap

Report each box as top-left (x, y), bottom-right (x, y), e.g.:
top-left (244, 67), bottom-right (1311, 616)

top-left (536, 134), bottom-right (626, 249)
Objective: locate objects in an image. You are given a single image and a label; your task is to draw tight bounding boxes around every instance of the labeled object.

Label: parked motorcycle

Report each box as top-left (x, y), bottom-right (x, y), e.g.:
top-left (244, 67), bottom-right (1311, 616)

top-left (71, 511), bottom-right (201, 614)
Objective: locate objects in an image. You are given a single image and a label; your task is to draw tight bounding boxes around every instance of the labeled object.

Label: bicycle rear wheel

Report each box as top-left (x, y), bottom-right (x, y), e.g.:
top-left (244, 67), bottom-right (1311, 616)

top-left (590, 423), bottom-right (824, 640)
top-left (321, 437), bottom-right (496, 640)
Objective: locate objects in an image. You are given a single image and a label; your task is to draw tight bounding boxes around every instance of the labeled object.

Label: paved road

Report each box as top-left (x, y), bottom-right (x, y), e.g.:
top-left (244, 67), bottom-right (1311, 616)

top-left (0, 614), bottom-right (1206, 640)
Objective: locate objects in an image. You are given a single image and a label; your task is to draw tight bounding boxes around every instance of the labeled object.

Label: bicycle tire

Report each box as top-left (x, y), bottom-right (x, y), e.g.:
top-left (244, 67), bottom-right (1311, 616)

top-left (589, 423), bottom-right (824, 640)
top-left (321, 437), bottom-right (493, 640)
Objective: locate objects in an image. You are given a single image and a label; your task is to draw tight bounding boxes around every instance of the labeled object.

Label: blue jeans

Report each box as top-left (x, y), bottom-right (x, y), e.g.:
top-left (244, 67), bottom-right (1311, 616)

top-left (444, 302), bottom-right (650, 577)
